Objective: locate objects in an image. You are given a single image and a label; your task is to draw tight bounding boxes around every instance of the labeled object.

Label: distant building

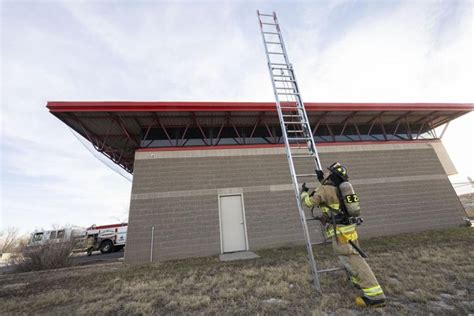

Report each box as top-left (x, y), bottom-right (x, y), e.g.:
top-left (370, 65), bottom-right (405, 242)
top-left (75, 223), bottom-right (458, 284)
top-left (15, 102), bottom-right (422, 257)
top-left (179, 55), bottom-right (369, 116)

top-left (48, 101), bottom-right (472, 263)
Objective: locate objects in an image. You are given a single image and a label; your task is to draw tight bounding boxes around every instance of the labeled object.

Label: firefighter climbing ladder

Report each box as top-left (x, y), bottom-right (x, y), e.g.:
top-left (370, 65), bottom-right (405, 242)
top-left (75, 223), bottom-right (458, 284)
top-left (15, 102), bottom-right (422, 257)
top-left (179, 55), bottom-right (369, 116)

top-left (257, 10), bottom-right (343, 293)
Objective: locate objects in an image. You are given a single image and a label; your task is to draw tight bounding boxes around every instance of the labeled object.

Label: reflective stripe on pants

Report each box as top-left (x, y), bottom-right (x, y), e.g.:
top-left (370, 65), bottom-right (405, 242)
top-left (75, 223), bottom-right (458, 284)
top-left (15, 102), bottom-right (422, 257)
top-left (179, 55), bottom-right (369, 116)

top-left (363, 285), bottom-right (384, 297)
top-left (333, 237), bottom-right (386, 300)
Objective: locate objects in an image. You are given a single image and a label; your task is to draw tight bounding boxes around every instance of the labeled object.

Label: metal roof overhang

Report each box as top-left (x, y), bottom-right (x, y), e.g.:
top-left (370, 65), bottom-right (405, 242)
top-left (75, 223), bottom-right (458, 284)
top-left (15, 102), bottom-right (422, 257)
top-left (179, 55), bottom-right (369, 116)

top-left (47, 101), bottom-right (473, 173)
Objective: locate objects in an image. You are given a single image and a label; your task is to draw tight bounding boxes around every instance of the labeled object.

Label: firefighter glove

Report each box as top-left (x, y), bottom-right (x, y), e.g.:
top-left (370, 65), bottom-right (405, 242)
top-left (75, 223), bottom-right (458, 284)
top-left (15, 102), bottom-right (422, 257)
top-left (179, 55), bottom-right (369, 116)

top-left (316, 170), bottom-right (324, 182)
top-left (301, 191), bottom-right (316, 208)
top-left (301, 182), bottom-right (309, 192)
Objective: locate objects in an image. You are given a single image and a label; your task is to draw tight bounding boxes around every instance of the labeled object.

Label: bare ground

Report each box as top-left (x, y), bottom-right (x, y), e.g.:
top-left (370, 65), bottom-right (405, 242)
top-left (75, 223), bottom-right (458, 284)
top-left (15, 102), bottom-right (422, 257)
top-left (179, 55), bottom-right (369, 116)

top-left (0, 227), bottom-right (473, 315)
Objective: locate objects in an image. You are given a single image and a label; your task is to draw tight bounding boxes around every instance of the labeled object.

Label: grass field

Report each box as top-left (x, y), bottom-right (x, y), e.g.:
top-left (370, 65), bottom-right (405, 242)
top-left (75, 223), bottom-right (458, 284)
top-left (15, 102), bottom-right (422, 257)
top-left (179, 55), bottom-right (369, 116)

top-left (1, 227), bottom-right (473, 315)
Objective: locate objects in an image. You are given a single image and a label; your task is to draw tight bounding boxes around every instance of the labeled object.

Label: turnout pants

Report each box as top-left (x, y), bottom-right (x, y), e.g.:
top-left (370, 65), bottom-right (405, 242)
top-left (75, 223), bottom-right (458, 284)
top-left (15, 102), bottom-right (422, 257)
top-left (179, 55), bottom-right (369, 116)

top-left (332, 237), bottom-right (386, 300)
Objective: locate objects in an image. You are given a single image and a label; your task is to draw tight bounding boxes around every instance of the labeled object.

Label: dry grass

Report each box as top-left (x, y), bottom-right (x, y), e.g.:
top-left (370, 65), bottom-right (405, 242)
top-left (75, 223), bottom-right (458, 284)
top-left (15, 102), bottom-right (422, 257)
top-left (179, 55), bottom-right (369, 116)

top-left (460, 193), bottom-right (474, 218)
top-left (0, 227), bottom-right (473, 315)
top-left (12, 241), bottom-right (76, 272)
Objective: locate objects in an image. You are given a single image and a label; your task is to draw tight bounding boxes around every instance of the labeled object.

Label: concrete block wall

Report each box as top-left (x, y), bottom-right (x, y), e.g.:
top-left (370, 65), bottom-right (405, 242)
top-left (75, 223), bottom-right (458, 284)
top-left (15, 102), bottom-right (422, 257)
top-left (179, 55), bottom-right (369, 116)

top-left (124, 142), bottom-right (466, 263)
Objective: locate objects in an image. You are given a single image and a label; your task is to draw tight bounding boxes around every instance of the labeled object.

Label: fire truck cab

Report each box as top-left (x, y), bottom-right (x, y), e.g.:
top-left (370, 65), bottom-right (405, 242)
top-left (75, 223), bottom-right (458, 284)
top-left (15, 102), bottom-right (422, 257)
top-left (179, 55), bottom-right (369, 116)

top-left (85, 223), bottom-right (127, 255)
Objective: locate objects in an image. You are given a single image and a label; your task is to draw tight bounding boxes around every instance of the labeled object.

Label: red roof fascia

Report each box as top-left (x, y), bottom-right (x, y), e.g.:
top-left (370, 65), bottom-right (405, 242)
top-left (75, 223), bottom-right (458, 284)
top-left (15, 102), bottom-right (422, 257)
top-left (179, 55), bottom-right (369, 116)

top-left (47, 101), bottom-right (474, 113)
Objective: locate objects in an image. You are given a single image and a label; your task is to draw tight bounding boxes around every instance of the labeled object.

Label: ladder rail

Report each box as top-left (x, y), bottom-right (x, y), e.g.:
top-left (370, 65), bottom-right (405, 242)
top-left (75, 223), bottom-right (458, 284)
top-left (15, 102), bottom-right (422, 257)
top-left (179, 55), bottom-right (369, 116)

top-left (257, 10), bottom-right (323, 293)
top-left (272, 12), bottom-right (322, 171)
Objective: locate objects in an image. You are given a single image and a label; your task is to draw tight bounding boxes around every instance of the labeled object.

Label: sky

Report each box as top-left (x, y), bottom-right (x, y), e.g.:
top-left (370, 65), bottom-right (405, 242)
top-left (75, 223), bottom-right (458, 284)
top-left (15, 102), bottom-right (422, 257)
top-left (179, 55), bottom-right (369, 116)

top-left (1, 0), bottom-right (473, 233)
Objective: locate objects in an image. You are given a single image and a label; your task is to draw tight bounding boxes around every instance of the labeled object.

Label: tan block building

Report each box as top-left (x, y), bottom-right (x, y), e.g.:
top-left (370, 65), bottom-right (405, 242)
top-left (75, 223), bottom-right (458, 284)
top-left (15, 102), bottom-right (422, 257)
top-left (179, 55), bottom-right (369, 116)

top-left (48, 101), bottom-right (472, 263)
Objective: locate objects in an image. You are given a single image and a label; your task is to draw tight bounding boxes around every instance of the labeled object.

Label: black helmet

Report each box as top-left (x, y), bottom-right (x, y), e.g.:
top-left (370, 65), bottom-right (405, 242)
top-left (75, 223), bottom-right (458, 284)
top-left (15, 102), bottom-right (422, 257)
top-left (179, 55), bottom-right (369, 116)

top-left (328, 162), bottom-right (349, 181)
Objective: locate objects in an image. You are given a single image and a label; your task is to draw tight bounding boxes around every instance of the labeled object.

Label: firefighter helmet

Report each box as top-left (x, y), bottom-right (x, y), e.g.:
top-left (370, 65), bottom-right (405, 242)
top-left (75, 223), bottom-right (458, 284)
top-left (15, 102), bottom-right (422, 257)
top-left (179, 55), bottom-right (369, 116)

top-left (328, 162), bottom-right (349, 181)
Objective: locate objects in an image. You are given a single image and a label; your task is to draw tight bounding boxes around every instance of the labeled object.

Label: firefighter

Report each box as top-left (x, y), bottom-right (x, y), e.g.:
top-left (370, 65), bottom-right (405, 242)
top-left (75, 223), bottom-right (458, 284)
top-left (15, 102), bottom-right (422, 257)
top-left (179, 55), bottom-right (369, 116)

top-left (85, 234), bottom-right (96, 256)
top-left (300, 162), bottom-right (386, 308)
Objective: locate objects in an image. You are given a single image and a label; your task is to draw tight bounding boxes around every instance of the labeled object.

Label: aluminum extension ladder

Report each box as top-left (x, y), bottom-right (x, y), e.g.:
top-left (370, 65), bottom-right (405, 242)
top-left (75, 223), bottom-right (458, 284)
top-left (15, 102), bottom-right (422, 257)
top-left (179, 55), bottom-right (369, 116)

top-left (257, 10), bottom-right (344, 293)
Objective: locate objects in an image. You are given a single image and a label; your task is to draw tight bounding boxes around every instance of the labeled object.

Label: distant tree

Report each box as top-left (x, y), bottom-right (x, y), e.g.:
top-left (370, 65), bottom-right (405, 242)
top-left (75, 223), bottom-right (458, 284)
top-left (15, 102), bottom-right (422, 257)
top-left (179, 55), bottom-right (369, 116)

top-left (0, 227), bottom-right (20, 254)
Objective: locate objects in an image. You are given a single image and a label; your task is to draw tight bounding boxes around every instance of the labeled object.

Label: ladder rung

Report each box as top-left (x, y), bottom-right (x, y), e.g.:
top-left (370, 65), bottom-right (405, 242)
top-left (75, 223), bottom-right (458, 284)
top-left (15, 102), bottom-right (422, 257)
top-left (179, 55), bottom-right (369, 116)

top-left (263, 31), bottom-right (279, 35)
top-left (282, 115), bottom-right (300, 118)
top-left (288, 137), bottom-right (310, 141)
top-left (290, 145), bottom-right (309, 149)
top-left (265, 41), bottom-right (282, 45)
top-left (311, 241), bottom-right (331, 246)
top-left (261, 22), bottom-right (277, 26)
top-left (273, 74), bottom-right (292, 78)
top-left (280, 106), bottom-right (302, 109)
top-left (272, 67), bottom-right (291, 70)
top-left (287, 130), bottom-right (304, 133)
top-left (278, 92), bottom-right (300, 96)
top-left (270, 62), bottom-right (289, 66)
top-left (275, 79), bottom-right (296, 82)
top-left (296, 173), bottom-right (317, 177)
top-left (318, 267), bottom-right (345, 274)
top-left (293, 154), bottom-right (315, 158)
top-left (268, 52), bottom-right (285, 55)
top-left (276, 87), bottom-right (294, 90)
top-left (258, 13), bottom-right (274, 17)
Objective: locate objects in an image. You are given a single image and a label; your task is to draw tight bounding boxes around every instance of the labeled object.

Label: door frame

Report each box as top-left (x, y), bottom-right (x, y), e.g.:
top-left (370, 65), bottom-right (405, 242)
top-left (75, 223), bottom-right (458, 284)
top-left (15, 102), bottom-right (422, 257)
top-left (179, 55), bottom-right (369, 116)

top-left (218, 193), bottom-right (249, 254)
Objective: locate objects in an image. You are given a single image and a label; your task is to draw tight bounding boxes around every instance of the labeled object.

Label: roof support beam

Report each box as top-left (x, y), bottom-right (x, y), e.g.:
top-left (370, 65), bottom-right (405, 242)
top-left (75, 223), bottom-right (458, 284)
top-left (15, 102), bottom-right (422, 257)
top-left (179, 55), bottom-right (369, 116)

top-left (179, 124), bottom-right (190, 146)
top-left (109, 114), bottom-right (140, 146)
top-left (415, 121), bottom-right (426, 140)
top-left (326, 121), bottom-right (335, 142)
top-left (142, 115), bottom-right (156, 147)
top-left (99, 119), bottom-right (114, 151)
top-left (68, 113), bottom-right (100, 148)
top-left (367, 112), bottom-right (385, 136)
top-left (353, 123), bottom-right (362, 141)
top-left (340, 111), bottom-right (358, 136)
top-left (152, 114), bottom-right (173, 147)
top-left (439, 122), bottom-right (450, 139)
top-left (214, 121), bottom-right (226, 146)
top-left (66, 113), bottom-right (128, 171)
top-left (405, 116), bottom-right (413, 140)
top-left (264, 122), bottom-right (276, 143)
top-left (231, 120), bottom-right (242, 145)
top-left (378, 117), bottom-right (388, 140)
top-left (312, 112), bottom-right (328, 136)
top-left (192, 112), bottom-right (209, 146)
top-left (428, 122), bottom-right (438, 138)
top-left (250, 112), bottom-right (265, 138)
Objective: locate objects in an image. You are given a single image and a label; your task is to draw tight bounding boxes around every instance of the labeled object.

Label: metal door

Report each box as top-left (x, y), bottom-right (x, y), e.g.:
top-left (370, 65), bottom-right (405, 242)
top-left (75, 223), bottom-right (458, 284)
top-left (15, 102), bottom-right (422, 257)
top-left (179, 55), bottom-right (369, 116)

top-left (219, 194), bottom-right (248, 253)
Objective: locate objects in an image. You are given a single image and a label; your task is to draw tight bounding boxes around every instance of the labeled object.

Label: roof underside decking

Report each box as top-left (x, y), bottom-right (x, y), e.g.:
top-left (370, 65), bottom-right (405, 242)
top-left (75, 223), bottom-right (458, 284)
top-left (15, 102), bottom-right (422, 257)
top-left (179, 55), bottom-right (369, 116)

top-left (47, 101), bottom-right (473, 173)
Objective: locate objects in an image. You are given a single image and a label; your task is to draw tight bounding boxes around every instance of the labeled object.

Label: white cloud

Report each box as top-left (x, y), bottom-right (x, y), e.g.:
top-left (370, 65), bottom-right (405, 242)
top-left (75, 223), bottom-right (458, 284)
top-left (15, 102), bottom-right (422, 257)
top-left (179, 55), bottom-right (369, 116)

top-left (293, 1), bottom-right (473, 102)
top-left (1, 1), bottom-right (472, 232)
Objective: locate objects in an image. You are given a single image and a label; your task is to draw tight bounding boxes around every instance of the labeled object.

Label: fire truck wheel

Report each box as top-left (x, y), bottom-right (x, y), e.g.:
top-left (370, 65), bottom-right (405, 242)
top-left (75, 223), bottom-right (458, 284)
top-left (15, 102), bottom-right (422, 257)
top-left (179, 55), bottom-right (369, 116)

top-left (100, 240), bottom-right (114, 254)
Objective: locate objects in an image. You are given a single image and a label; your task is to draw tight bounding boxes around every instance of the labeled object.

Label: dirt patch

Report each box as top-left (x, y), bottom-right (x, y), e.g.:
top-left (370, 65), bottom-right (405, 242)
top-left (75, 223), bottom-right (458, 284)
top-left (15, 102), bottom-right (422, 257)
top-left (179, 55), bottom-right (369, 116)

top-left (0, 227), bottom-right (473, 315)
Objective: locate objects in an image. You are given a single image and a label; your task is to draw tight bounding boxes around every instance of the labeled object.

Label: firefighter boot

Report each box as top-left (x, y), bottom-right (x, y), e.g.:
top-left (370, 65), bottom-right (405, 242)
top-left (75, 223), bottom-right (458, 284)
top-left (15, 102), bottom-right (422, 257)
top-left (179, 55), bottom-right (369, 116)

top-left (355, 296), bottom-right (386, 308)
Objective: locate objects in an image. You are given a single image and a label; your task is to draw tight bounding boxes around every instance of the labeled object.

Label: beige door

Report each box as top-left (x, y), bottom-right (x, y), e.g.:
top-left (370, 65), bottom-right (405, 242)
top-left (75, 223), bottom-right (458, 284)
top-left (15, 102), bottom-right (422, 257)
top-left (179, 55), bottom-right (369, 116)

top-left (219, 195), bottom-right (247, 253)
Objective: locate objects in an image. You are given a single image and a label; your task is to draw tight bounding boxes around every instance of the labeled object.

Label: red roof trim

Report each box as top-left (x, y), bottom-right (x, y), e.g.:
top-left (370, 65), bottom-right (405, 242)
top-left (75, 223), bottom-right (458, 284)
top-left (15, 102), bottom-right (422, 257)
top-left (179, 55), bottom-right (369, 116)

top-left (136, 140), bottom-right (437, 152)
top-left (47, 101), bottom-right (474, 113)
